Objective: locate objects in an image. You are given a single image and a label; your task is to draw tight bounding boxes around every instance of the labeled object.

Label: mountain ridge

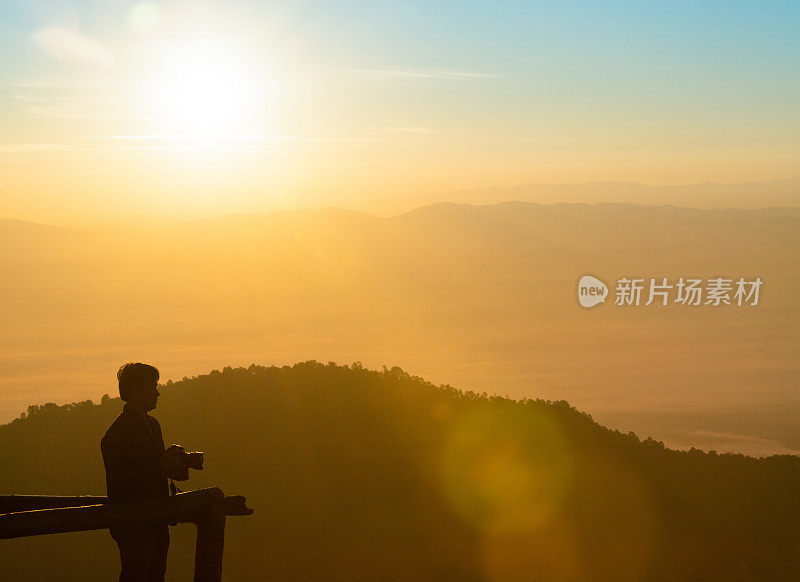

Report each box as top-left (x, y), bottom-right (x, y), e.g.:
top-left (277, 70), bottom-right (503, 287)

top-left (419, 177), bottom-right (800, 210)
top-left (3, 182), bottom-right (800, 232)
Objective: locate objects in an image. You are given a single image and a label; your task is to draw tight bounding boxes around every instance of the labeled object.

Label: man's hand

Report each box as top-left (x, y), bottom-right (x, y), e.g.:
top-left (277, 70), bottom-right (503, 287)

top-left (160, 444), bottom-right (190, 481)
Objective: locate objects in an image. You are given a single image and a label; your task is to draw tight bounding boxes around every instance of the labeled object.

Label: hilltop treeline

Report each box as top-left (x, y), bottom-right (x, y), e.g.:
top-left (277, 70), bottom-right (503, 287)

top-left (1, 362), bottom-right (799, 580)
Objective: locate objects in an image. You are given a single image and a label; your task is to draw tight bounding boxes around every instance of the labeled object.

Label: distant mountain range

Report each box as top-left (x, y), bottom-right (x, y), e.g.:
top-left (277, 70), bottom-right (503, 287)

top-left (392, 178), bottom-right (800, 213)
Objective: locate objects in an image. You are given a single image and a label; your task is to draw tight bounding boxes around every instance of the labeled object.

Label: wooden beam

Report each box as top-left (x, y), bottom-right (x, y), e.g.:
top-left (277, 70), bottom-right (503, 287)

top-left (219, 495), bottom-right (254, 516)
top-left (0, 494), bottom-right (253, 516)
top-left (0, 489), bottom-right (253, 582)
top-left (0, 495), bottom-right (107, 513)
top-left (0, 488), bottom-right (226, 539)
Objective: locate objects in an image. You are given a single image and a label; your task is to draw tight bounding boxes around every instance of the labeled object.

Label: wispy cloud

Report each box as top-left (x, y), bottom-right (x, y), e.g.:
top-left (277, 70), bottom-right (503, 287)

top-left (335, 67), bottom-right (499, 80)
top-left (20, 108), bottom-right (155, 121)
top-left (370, 126), bottom-right (439, 135)
top-left (11, 93), bottom-right (139, 105)
top-left (9, 85), bottom-right (150, 120)
top-left (77, 134), bottom-right (402, 149)
top-left (3, 79), bottom-right (122, 91)
top-left (32, 26), bottom-right (114, 69)
top-left (0, 134), bottom-right (408, 154)
top-left (0, 143), bottom-right (69, 154)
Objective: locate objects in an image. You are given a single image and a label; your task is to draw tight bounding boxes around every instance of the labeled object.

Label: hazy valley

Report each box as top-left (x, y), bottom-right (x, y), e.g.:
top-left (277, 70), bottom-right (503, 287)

top-left (0, 200), bottom-right (798, 455)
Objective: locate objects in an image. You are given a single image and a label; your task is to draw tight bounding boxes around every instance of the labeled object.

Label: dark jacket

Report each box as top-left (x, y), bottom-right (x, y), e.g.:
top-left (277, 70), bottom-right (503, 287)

top-left (101, 404), bottom-right (169, 504)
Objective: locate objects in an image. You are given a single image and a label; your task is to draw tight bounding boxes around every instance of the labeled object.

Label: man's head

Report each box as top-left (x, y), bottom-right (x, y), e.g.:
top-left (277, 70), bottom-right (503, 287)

top-left (118, 362), bottom-right (160, 412)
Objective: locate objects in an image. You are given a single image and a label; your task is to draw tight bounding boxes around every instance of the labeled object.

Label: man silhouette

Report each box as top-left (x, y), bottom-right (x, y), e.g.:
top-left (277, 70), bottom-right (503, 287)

top-left (101, 363), bottom-right (187, 582)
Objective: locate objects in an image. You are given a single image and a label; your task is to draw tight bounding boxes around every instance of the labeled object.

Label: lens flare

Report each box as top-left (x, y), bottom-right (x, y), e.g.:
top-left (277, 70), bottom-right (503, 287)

top-left (440, 404), bottom-right (574, 535)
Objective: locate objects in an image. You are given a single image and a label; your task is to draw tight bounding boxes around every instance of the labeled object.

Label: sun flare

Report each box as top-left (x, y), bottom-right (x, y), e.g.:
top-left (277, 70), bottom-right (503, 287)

top-left (146, 39), bottom-right (260, 137)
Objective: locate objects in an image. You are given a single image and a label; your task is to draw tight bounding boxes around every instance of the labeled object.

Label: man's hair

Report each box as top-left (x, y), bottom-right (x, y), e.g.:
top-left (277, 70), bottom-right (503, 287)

top-left (117, 362), bottom-right (160, 401)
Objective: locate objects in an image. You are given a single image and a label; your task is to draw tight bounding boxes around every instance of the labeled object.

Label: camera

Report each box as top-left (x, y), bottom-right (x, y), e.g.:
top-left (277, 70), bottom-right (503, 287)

top-left (163, 444), bottom-right (204, 481)
top-left (182, 450), bottom-right (204, 470)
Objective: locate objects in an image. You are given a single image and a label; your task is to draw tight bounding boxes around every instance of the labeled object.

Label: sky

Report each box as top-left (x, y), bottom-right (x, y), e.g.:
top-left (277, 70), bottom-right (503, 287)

top-left (1, 0), bottom-right (799, 225)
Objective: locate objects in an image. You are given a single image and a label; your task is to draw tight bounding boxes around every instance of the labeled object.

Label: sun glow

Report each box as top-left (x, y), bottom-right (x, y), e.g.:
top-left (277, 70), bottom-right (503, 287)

top-left (145, 39), bottom-right (261, 137)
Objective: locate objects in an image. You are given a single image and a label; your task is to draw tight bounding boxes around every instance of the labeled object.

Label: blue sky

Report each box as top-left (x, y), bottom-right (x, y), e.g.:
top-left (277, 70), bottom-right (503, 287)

top-left (0, 1), bottom-right (798, 223)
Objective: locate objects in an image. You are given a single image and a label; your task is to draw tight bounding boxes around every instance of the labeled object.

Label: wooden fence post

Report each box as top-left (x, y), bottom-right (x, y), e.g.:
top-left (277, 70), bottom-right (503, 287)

top-left (194, 505), bottom-right (227, 582)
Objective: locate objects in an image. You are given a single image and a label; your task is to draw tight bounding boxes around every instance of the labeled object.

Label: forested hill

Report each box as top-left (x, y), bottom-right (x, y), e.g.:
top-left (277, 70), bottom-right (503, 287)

top-left (1, 362), bottom-right (799, 581)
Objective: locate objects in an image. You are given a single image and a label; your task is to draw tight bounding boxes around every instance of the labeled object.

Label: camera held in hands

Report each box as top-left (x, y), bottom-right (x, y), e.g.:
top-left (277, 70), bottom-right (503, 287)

top-left (182, 449), bottom-right (204, 470)
top-left (163, 444), bottom-right (204, 481)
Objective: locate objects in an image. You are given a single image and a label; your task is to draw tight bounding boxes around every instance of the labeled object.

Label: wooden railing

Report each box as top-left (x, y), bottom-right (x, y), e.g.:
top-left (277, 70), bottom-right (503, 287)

top-left (0, 488), bottom-right (253, 582)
